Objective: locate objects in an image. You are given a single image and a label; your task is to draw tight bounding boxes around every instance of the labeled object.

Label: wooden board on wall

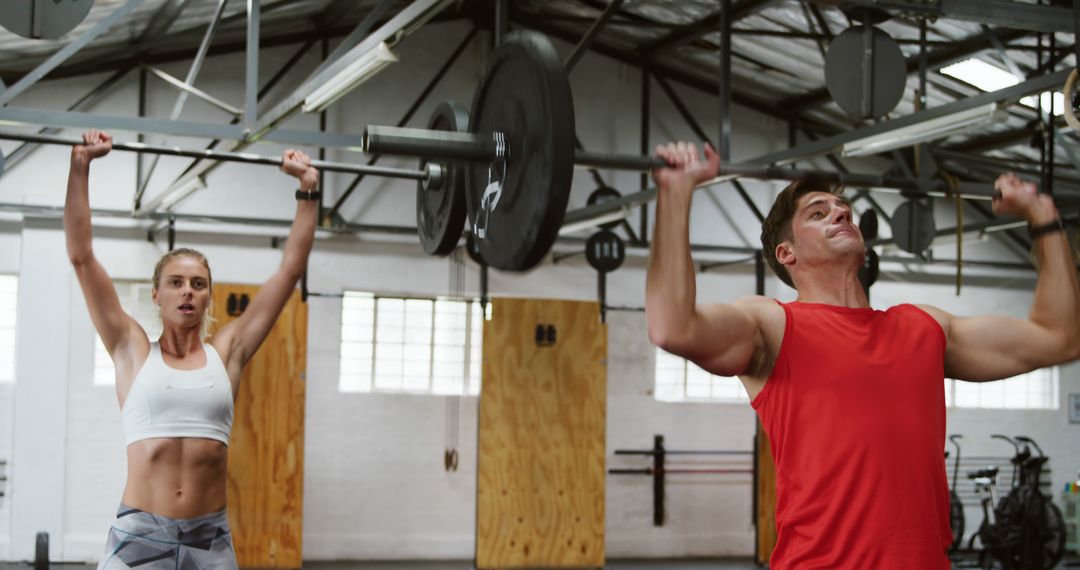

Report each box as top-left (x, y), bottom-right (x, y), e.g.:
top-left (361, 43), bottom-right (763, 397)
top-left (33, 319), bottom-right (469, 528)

top-left (211, 284), bottom-right (306, 568)
top-left (755, 420), bottom-right (778, 565)
top-left (477, 298), bottom-right (607, 569)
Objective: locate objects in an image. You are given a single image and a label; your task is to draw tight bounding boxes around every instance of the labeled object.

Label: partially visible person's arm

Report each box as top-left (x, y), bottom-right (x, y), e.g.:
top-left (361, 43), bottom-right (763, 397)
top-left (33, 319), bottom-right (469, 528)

top-left (213, 150), bottom-right (318, 372)
top-left (920, 173), bottom-right (1080, 381)
top-left (645, 142), bottom-right (762, 377)
top-left (65, 130), bottom-right (147, 383)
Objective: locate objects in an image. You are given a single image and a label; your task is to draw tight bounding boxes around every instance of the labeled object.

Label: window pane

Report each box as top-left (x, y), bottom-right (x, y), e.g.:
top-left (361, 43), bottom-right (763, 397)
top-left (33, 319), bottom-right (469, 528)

top-left (340, 293), bottom-right (483, 396)
top-left (654, 347), bottom-right (747, 404)
top-left (949, 368), bottom-right (1058, 410)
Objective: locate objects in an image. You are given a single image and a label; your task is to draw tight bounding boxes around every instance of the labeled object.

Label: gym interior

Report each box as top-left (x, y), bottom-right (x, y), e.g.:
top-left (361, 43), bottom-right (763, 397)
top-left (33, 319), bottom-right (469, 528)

top-left (0, 0), bottom-right (1079, 568)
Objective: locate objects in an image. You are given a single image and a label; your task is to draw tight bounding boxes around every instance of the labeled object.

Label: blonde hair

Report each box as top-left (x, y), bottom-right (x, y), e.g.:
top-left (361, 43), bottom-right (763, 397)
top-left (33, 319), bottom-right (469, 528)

top-left (152, 248), bottom-right (214, 339)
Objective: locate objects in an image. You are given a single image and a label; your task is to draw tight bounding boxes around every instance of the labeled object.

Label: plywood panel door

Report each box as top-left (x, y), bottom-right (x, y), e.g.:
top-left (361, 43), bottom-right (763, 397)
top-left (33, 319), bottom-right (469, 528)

top-left (211, 284), bottom-right (306, 568)
top-left (755, 420), bottom-right (778, 564)
top-left (477, 298), bottom-right (607, 569)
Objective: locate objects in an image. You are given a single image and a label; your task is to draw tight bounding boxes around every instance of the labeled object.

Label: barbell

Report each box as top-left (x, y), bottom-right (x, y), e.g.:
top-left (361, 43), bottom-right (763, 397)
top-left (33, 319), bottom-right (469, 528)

top-left (0, 31), bottom-right (1007, 272)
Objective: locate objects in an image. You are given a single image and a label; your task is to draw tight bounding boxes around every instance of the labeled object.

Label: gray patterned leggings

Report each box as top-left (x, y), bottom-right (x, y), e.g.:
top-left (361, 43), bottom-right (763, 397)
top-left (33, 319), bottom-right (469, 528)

top-left (97, 504), bottom-right (237, 570)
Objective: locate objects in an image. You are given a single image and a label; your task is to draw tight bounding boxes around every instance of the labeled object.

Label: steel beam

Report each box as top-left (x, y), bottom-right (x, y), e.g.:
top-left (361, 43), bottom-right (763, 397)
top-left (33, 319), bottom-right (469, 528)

top-left (137, 0), bottom-right (194, 44)
top-left (565, 0), bottom-right (625, 72)
top-left (309, 0), bottom-right (395, 80)
top-left (751, 69), bottom-right (1070, 167)
top-left (144, 66), bottom-right (242, 116)
top-left (244, 0), bottom-right (259, 130)
top-left (2, 68), bottom-right (131, 172)
top-left (0, 107), bottom-right (364, 149)
top-left (0, 0), bottom-right (145, 106)
top-left (843, 0), bottom-right (1074, 34)
top-left (250, 0), bottom-right (451, 142)
top-left (639, 0), bottom-right (781, 55)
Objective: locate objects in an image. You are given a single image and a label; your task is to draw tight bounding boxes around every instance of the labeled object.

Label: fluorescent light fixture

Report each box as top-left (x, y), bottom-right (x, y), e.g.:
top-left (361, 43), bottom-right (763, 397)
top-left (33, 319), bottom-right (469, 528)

top-left (941, 58), bottom-right (1064, 116)
top-left (841, 103), bottom-right (1007, 158)
top-left (303, 42), bottom-right (398, 113)
top-left (558, 206), bottom-right (631, 236)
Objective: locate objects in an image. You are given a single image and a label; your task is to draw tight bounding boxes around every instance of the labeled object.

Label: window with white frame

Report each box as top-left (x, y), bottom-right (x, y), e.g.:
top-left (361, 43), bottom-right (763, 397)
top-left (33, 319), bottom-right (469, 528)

top-left (946, 368), bottom-right (1059, 410)
top-left (339, 292), bottom-right (483, 395)
top-left (0, 275), bottom-right (17, 383)
top-left (654, 348), bottom-right (748, 403)
top-left (94, 281), bottom-right (160, 385)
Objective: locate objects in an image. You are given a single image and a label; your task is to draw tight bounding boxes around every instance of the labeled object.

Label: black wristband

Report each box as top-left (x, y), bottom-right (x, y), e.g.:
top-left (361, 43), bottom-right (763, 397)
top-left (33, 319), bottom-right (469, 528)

top-left (1028, 218), bottom-right (1064, 239)
top-left (295, 188), bottom-right (321, 201)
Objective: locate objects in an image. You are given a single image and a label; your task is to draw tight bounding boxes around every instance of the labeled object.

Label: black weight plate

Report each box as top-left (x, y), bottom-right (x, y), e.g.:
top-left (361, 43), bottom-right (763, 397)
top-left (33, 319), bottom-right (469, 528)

top-left (857, 248), bottom-right (880, 290)
top-left (417, 101), bottom-right (469, 256)
top-left (859, 208), bottom-right (879, 241)
top-left (891, 199), bottom-right (936, 254)
top-left (587, 187), bottom-right (622, 230)
top-left (825, 26), bottom-right (905, 121)
top-left (466, 31), bottom-right (575, 271)
top-left (585, 230), bottom-right (625, 273)
top-left (0, 0), bottom-right (94, 40)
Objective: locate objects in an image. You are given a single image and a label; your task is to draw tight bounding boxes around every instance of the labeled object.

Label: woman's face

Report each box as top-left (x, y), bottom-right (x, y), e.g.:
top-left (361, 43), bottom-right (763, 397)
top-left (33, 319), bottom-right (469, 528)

top-left (152, 256), bottom-right (211, 331)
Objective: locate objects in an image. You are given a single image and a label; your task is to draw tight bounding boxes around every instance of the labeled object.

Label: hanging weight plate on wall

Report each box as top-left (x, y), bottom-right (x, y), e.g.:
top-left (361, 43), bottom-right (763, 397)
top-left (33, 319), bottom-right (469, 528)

top-left (0, 0), bottom-right (94, 39)
top-left (586, 187), bottom-right (623, 230)
top-left (466, 30), bottom-right (576, 271)
top-left (585, 230), bottom-right (626, 273)
top-left (417, 101), bottom-right (470, 256)
top-left (825, 25), bottom-right (906, 121)
top-left (891, 199), bottom-right (936, 254)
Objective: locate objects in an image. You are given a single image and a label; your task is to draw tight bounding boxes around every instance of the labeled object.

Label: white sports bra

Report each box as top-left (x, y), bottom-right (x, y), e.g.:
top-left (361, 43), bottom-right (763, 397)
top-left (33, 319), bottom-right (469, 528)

top-left (121, 342), bottom-right (234, 446)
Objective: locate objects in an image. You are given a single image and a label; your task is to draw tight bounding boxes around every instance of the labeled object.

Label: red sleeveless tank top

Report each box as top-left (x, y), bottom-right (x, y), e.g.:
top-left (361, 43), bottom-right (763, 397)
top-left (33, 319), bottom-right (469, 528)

top-left (752, 301), bottom-right (952, 569)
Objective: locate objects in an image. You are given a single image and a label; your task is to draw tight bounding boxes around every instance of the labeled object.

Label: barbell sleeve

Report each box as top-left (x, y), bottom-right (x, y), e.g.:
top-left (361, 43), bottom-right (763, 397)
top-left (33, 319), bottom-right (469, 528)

top-left (0, 131), bottom-right (429, 181)
top-left (363, 125), bottom-right (499, 161)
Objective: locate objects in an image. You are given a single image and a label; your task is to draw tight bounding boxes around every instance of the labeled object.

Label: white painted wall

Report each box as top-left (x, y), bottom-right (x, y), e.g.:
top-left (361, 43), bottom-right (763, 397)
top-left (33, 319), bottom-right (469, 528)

top-left (0, 18), bottom-right (1077, 564)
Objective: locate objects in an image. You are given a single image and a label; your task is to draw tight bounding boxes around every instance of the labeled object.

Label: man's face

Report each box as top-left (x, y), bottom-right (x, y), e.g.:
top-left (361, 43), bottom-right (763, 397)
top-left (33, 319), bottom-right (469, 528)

top-left (777, 191), bottom-right (865, 274)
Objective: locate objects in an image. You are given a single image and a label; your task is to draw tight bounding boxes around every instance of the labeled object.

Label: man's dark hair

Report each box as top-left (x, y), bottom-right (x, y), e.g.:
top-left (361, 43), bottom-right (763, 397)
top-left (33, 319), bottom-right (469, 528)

top-left (760, 178), bottom-right (844, 289)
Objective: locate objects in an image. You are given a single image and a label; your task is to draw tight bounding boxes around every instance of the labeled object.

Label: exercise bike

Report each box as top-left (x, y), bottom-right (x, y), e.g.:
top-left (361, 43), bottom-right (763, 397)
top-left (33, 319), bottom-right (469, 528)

top-left (974, 435), bottom-right (1066, 569)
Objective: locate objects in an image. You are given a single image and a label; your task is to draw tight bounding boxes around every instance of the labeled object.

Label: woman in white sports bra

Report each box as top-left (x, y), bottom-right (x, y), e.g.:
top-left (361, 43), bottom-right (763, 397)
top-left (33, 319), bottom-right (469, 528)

top-left (64, 130), bottom-right (319, 569)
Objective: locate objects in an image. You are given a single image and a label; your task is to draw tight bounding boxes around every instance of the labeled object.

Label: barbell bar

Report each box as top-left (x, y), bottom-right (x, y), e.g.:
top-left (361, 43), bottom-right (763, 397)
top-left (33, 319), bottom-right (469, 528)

top-left (363, 124), bottom-right (1000, 200)
top-left (0, 130), bottom-right (439, 184)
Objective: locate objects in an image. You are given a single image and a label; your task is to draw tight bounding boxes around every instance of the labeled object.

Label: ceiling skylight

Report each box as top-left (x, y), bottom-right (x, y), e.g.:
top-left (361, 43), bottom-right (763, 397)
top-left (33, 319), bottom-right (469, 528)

top-left (940, 58), bottom-right (1064, 116)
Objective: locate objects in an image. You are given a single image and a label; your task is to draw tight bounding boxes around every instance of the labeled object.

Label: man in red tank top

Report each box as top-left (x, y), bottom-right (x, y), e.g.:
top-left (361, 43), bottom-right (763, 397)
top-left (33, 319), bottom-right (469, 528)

top-left (644, 142), bottom-right (1080, 569)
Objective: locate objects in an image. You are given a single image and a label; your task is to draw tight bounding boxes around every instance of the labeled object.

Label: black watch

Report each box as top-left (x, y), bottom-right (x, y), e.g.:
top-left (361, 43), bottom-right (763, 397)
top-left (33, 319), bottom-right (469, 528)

top-left (1028, 218), bottom-right (1064, 239)
top-left (295, 188), bottom-right (321, 201)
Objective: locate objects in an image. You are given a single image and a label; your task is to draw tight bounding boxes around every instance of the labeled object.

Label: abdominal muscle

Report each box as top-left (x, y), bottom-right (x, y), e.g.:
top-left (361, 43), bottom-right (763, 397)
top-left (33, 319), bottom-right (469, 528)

top-left (122, 437), bottom-right (228, 519)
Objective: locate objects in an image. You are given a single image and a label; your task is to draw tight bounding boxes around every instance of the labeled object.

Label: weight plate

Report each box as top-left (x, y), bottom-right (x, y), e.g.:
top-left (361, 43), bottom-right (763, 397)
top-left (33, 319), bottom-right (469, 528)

top-left (891, 199), bottom-right (936, 254)
top-left (0, 0), bottom-right (94, 40)
top-left (417, 101), bottom-right (469, 256)
top-left (466, 31), bottom-right (575, 271)
top-left (585, 230), bottom-right (625, 273)
top-left (857, 248), bottom-right (880, 291)
top-left (587, 187), bottom-right (622, 230)
top-left (858, 208), bottom-right (879, 241)
top-left (825, 26), bottom-right (905, 121)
